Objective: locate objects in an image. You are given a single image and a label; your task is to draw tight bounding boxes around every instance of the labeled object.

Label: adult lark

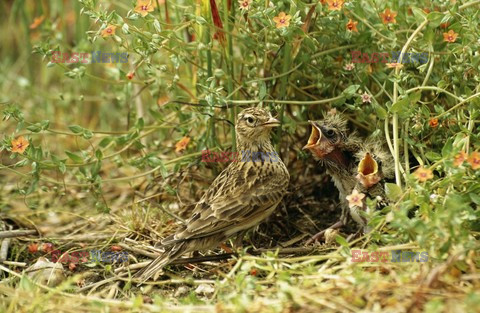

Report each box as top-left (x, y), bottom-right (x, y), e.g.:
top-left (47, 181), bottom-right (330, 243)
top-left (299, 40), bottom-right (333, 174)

top-left (135, 108), bottom-right (290, 282)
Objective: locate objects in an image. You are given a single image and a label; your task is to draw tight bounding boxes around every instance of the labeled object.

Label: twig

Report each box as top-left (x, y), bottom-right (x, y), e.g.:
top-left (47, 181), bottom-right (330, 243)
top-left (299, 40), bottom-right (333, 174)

top-left (0, 229), bottom-right (38, 239)
top-left (0, 239), bottom-right (10, 262)
top-left (2, 261), bottom-right (27, 267)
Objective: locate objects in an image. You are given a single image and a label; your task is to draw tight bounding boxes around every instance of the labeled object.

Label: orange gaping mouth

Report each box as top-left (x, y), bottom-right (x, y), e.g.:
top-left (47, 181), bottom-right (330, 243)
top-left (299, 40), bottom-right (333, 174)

top-left (303, 121), bottom-right (322, 150)
top-left (358, 152), bottom-right (378, 175)
top-left (356, 152), bottom-right (380, 188)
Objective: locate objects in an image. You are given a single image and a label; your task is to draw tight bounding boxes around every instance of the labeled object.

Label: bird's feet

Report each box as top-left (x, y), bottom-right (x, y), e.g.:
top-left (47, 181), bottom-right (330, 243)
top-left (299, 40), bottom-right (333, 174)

top-left (305, 220), bottom-right (344, 245)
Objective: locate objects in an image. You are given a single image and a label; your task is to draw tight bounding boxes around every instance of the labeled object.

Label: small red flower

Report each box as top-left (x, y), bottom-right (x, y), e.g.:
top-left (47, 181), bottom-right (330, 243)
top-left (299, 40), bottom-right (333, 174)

top-left (443, 30), bottom-right (458, 43)
top-left (346, 19), bottom-right (358, 32)
top-left (111, 245), bottom-right (122, 252)
top-left (467, 151), bottom-right (480, 170)
top-left (11, 136), bottom-right (29, 154)
top-left (28, 243), bottom-right (39, 253)
top-left (453, 151), bottom-right (467, 167)
top-left (42, 243), bottom-right (55, 253)
top-left (413, 167), bottom-right (433, 182)
top-left (429, 118), bottom-right (439, 128)
top-left (380, 8), bottom-right (397, 24)
top-left (126, 71), bottom-right (135, 80)
top-left (326, 0), bottom-right (344, 11)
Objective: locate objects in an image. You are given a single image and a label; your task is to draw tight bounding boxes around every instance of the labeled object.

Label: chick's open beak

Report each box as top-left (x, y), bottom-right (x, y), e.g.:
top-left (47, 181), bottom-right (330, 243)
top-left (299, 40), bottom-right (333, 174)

top-left (356, 152), bottom-right (381, 188)
top-left (303, 121), bottom-right (322, 150)
top-left (261, 117), bottom-right (281, 128)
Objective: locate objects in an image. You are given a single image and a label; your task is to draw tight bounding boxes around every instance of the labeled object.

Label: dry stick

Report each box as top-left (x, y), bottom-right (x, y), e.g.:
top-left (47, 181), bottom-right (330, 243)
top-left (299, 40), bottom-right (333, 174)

top-left (0, 229), bottom-right (38, 239)
top-left (2, 261), bottom-right (27, 267)
top-left (0, 239), bottom-right (10, 262)
top-left (116, 246), bottom-right (316, 275)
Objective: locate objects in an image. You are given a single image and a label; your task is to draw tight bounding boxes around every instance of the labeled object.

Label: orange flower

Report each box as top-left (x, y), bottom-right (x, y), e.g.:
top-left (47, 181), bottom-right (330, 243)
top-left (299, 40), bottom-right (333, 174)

top-left (443, 30), bottom-right (458, 43)
top-left (126, 71), bottom-right (135, 80)
top-left (346, 189), bottom-right (365, 209)
top-left (467, 151), bottom-right (480, 170)
top-left (238, 0), bottom-right (251, 11)
top-left (11, 136), bottom-right (29, 154)
top-left (429, 118), bottom-right (439, 128)
top-left (175, 136), bottom-right (190, 153)
top-left (413, 166), bottom-right (433, 182)
top-left (453, 150), bottom-right (467, 167)
top-left (29, 16), bottom-right (45, 30)
top-left (346, 19), bottom-right (358, 32)
top-left (326, 0), bottom-right (344, 11)
top-left (386, 62), bottom-right (404, 69)
top-left (440, 22), bottom-right (450, 29)
top-left (135, 0), bottom-right (155, 17)
top-left (273, 12), bottom-right (291, 28)
top-left (380, 8), bottom-right (397, 24)
top-left (101, 25), bottom-right (116, 37)
top-left (157, 95), bottom-right (170, 106)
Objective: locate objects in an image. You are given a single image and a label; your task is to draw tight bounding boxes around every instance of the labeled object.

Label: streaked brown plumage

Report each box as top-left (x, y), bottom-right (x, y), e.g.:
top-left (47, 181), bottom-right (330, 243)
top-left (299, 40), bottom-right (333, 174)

top-left (134, 108), bottom-right (290, 282)
top-left (303, 115), bottom-right (393, 241)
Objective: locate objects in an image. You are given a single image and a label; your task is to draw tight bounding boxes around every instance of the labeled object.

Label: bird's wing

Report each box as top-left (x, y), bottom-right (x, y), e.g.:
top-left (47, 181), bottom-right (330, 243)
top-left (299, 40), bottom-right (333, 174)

top-left (162, 161), bottom-right (288, 245)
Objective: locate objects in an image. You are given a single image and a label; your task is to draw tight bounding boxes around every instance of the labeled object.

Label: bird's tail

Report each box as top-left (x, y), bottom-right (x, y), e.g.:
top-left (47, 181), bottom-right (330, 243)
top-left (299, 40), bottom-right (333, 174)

top-left (133, 242), bottom-right (187, 283)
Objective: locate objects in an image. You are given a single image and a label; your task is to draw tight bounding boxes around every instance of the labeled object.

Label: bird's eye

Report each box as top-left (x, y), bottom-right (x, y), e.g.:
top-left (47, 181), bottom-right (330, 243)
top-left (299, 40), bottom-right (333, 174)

top-left (246, 116), bottom-right (255, 125)
top-left (325, 129), bottom-right (335, 137)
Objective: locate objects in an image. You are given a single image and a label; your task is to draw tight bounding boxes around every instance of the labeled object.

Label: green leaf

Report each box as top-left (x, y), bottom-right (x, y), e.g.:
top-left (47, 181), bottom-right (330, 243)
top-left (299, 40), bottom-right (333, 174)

top-left (408, 91), bottom-right (421, 105)
top-left (82, 129), bottom-right (93, 139)
top-left (411, 7), bottom-right (427, 24)
top-left (65, 151), bottom-right (83, 163)
top-left (427, 12), bottom-right (444, 28)
top-left (342, 85), bottom-right (360, 97)
top-left (259, 81), bottom-right (267, 100)
top-left (40, 120), bottom-right (50, 130)
top-left (390, 97), bottom-right (409, 115)
top-left (469, 193), bottom-right (480, 205)
top-left (68, 125), bottom-right (84, 134)
top-left (95, 149), bottom-right (103, 160)
top-left (135, 118), bottom-right (145, 131)
top-left (441, 138), bottom-right (453, 157)
top-left (374, 105), bottom-right (388, 120)
top-left (26, 123), bottom-right (42, 133)
top-left (153, 19), bottom-right (162, 32)
top-left (98, 137), bottom-right (112, 148)
top-left (385, 183), bottom-right (402, 201)
top-left (425, 151), bottom-right (441, 161)
top-left (58, 161), bottom-right (66, 174)
top-left (335, 235), bottom-right (349, 247)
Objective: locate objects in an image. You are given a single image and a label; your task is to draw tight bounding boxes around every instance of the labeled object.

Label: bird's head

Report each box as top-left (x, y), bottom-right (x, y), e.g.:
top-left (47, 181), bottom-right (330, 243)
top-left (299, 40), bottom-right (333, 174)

top-left (303, 115), bottom-right (353, 159)
top-left (235, 108), bottom-right (280, 146)
top-left (355, 142), bottom-right (394, 188)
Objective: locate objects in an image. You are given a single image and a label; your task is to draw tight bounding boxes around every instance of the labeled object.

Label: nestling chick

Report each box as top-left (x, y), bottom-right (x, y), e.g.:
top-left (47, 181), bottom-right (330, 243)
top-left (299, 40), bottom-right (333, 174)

top-left (349, 141), bottom-right (394, 232)
top-left (134, 107), bottom-right (290, 282)
top-left (303, 115), bottom-right (392, 242)
top-left (303, 115), bottom-right (362, 224)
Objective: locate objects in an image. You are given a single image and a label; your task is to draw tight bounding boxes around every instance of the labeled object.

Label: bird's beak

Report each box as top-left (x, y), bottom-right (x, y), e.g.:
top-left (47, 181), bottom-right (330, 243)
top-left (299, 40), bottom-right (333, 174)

top-left (356, 152), bottom-right (380, 188)
top-left (261, 117), bottom-right (281, 128)
top-left (302, 121), bottom-right (322, 150)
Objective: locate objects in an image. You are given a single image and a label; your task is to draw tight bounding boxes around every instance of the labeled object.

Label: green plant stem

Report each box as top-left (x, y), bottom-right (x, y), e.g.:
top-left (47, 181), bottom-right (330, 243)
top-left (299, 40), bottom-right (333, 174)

top-left (276, 41), bottom-right (292, 143)
top-left (221, 0), bottom-right (236, 151)
top-left (231, 95), bottom-right (344, 105)
top-left (392, 18), bottom-right (429, 186)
